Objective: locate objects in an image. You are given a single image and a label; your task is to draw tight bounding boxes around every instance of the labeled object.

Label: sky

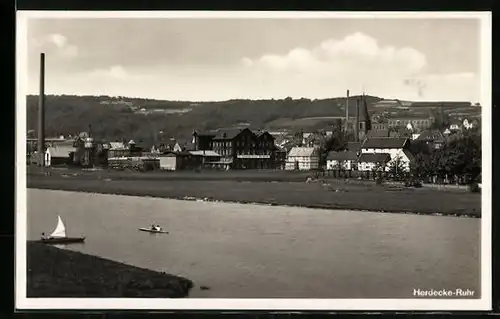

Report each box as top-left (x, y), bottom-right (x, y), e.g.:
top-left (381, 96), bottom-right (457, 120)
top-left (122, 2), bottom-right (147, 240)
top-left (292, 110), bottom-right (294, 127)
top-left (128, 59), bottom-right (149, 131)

top-left (25, 16), bottom-right (482, 102)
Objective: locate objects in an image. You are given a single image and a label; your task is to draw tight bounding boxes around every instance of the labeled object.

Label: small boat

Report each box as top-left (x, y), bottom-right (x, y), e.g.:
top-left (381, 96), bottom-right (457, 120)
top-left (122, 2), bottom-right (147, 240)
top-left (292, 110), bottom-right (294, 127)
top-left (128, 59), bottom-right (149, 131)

top-left (36, 215), bottom-right (85, 244)
top-left (139, 227), bottom-right (169, 234)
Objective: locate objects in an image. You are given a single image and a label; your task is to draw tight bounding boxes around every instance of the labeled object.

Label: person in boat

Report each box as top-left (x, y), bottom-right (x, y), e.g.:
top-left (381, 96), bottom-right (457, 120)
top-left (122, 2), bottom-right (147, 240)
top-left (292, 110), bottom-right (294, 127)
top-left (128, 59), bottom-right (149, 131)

top-left (150, 224), bottom-right (161, 231)
top-left (40, 232), bottom-right (46, 240)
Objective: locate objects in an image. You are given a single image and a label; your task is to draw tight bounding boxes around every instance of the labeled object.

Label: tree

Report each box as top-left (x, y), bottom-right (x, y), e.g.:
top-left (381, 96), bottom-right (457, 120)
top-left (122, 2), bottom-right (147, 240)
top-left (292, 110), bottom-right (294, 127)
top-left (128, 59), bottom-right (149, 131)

top-left (387, 156), bottom-right (407, 181)
top-left (319, 126), bottom-right (347, 166)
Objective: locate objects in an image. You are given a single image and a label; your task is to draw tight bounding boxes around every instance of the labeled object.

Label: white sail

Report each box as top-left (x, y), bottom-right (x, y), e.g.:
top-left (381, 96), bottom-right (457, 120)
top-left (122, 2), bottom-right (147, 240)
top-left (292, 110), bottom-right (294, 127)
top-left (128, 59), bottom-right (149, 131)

top-left (49, 215), bottom-right (66, 238)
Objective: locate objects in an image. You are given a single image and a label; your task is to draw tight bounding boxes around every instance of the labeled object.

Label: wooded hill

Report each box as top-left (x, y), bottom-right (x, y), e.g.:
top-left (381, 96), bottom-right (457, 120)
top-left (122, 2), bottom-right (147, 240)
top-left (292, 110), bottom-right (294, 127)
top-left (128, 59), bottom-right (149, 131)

top-left (26, 94), bottom-right (382, 146)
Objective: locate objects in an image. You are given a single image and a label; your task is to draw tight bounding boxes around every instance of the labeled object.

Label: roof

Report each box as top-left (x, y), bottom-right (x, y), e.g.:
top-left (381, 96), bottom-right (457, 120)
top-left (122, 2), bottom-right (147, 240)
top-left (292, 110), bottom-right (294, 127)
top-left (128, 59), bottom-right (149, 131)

top-left (388, 116), bottom-right (433, 121)
top-left (358, 97), bottom-right (370, 122)
top-left (327, 150), bottom-right (358, 161)
top-left (46, 146), bottom-right (75, 158)
top-left (410, 101), bottom-right (471, 108)
top-left (212, 128), bottom-right (245, 140)
top-left (361, 137), bottom-right (409, 149)
top-left (359, 153), bottom-right (391, 163)
top-left (346, 142), bottom-right (361, 152)
top-left (109, 142), bottom-right (126, 150)
top-left (287, 147), bottom-right (318, 157)
top-left (402, 149), bottom-right (416, 162)
top-left (367, 129), bottom-right (390, 138)
top-left (416, 130), bottom-right (445, 142)
top-left (189, 150), bottom-right (221, 157)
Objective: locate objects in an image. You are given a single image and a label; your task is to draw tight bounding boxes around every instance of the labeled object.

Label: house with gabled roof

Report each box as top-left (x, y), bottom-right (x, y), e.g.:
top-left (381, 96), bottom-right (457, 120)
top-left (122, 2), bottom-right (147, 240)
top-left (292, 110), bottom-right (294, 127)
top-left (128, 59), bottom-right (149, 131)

top-left (44, 145), bottom-right (76, 166)
top-left (360, 137), bottom-right (413, 172)
top-left (191, 127), bottom-right (277, 169)
top-left (285, 146), bottom-right (320, 171)
top-left (358, 153), bottom-right (391, 172)
top-left (326, 150), bottom-right (358, 170)
top-left (416, 129), bottom-right (445, 150)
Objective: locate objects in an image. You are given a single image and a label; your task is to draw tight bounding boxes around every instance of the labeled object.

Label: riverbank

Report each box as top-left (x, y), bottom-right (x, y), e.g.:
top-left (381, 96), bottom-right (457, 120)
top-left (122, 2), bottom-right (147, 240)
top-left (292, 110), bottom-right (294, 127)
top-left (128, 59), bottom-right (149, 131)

top-left (27, 241), bottom-right (194, 298)
top-left (27, 170), bottom-right (481, 218)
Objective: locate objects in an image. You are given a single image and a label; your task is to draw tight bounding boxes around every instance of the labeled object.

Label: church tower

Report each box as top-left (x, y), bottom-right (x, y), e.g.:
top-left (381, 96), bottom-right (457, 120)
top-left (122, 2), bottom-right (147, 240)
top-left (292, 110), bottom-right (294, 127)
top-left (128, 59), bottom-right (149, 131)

top-left (357, 94), bottom-right (371, 141)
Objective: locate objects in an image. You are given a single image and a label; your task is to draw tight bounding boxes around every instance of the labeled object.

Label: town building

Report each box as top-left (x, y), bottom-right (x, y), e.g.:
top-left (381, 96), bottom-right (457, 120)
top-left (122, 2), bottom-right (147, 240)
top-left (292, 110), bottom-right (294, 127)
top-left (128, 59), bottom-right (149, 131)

top-left (387, 117), bottom-right (434, 131)
top-left (192, 128), bottom-right (277, 169)
top-left (358, 153), bottom-right (392, 172)
top-left (463, 119), bottom-right (475, 130)
top-left (415, 130), bottom-right (445, 150)
top-left (449, 119), bottom-right (463, 131)
top-left (326, 150), bottom-right (358, 170)
top-left (44, 145), bottom-right (76, 167)
top-left (360, 137), bottom-right (413, 172)
top-left (189, 150), bottom-right (223, 169)
top-left (371, 123), bottom-right (388, 131)
top-left (158, 151), bottom-right (203, 171)
top-left (285, 147), bottom-right (320, 171)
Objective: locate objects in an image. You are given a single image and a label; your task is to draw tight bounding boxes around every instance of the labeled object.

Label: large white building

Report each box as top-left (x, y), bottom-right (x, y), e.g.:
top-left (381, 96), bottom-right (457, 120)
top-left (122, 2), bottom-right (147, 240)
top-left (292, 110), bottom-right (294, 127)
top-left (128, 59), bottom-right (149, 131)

top-left (360, 137), bottom-right (414, 172)
top-left (285, 147), bottom-right (320, 171)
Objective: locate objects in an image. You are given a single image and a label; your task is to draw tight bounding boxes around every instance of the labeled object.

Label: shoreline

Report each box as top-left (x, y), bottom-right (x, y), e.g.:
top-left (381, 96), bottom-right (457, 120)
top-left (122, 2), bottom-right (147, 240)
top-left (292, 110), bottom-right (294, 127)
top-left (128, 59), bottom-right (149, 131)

top-left (28, 185), bottom-right (481, 219)
top-left (27, 241), bottom-right (194, 298)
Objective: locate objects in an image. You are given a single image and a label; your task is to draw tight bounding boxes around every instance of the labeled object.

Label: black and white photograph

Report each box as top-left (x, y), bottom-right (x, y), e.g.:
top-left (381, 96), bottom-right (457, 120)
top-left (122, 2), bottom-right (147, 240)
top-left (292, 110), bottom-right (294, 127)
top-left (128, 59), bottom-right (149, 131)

top-left (15, 11), bottom-right (491, 311)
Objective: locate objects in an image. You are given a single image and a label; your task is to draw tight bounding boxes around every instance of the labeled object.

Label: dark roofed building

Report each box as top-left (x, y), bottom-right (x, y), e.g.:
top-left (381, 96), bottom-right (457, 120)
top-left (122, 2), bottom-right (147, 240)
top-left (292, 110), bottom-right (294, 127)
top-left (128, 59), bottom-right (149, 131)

top-left (417, 129), bottom-right (445, 142)
top-left (192, 127), bottom-right (277, 169)
top-left (327, 150), bottom-right (358, 161)
top-left (410, 101), bottom-right (472, 108)
top-left (346, 142), bottom-right (361, 153)
top-left (358, 153), bottom-right (391, 171)
top-left (367, 129), bottom-right (390, 138)
top-left (416, 129), bottom-right (445, 150)
top-left (361, 137), bottom-right (409, 150)
top-left (326, 150), bottom-right (358, 170)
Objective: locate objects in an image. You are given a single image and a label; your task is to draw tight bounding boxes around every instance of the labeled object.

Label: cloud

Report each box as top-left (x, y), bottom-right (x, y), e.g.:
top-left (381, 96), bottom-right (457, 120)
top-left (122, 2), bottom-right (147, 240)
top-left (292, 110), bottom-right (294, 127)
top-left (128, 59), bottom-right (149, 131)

top-left (33, 33), bottom-right (79, 58)
top-left (87, 65), bottom-right (129, 80)
top-left (240, 32), bottom-right (478, 101)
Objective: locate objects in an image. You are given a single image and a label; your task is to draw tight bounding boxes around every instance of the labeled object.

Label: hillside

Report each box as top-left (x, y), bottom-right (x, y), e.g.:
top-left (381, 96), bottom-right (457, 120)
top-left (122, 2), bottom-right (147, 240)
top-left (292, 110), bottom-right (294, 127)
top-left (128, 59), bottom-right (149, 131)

top-left (26, 94), bottom-right (382, 145)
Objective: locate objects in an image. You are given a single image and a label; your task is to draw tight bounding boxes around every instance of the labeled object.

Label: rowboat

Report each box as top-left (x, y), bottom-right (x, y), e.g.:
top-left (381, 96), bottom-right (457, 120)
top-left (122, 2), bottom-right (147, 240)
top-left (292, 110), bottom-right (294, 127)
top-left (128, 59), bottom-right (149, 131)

top-left (139, 227), bottom-right (169, 234)
top-left (36, 215), bottom-right (85, 244)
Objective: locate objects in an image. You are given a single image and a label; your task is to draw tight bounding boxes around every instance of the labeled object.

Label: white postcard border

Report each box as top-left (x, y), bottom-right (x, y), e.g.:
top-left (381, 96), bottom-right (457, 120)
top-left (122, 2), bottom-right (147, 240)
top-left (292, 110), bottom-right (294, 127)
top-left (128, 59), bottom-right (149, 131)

top-left (15, 10), bottom-right (492, 311)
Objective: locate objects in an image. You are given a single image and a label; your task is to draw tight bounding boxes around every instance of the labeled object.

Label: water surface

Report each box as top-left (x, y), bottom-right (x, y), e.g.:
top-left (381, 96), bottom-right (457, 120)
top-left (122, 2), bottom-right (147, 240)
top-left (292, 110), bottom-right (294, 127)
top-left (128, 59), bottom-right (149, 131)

top-left (27, 189), bottom-right (480, 298)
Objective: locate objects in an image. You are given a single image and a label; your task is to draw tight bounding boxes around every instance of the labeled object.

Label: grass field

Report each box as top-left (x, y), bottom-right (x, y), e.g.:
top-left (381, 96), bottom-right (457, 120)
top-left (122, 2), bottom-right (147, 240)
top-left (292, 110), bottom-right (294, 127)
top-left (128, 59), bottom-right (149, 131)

top-left (27, 241), bottom-right (194, 298)
top-left (27, 167), bottom-right (481, 217)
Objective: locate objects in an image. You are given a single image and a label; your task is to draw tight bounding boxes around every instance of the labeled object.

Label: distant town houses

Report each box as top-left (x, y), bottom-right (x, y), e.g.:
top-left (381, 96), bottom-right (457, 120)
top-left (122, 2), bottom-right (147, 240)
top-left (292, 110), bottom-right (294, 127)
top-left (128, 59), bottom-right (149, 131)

top-left (26, 92), bottom-right (481, 189)
top-left (387, 117), bottom-right (434, 131)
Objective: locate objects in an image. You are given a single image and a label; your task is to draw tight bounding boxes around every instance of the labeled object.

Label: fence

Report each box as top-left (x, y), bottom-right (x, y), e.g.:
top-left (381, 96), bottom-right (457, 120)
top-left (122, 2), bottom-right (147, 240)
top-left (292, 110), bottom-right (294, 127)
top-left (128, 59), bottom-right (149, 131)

top-left (317, 169), bottom-right (410, 181)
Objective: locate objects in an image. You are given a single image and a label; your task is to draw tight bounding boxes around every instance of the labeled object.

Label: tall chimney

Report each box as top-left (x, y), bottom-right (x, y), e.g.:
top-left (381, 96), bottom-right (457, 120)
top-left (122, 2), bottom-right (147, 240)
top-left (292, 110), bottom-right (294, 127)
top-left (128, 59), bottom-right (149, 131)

top-left (345, 89), bottom-right (349, 132)
top-left (355, 97), bottom-right (359, 142)
top-left (38, 53), bottom-right (45, 167)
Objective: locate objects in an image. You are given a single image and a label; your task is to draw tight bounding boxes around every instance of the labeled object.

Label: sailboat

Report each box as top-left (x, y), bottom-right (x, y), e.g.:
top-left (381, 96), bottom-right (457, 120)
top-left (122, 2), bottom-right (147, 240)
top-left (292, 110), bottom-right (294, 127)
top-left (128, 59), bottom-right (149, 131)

top-left (37, 215), bottom-right (85, 244)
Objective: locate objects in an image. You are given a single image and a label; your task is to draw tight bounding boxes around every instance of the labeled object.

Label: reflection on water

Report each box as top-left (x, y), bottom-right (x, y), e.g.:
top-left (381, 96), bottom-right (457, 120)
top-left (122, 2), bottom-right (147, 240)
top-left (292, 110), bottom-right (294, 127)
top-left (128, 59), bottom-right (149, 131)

top-left (27, 189), bottom-right (481, 298)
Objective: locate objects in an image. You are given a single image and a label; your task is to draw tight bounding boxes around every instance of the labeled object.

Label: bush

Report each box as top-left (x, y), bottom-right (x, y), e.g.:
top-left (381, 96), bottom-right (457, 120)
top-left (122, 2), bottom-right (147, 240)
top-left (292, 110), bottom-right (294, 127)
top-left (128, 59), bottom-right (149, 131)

top-left (404, 178), bottom-right (422, 188)
top-left (468, 182), bottom-right (481, 193)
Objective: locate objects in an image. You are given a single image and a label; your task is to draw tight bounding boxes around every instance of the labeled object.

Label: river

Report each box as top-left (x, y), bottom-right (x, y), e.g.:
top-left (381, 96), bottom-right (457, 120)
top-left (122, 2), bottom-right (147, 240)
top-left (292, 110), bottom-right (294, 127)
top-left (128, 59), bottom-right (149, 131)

top-left (26, 189), bottom-right (480, 298)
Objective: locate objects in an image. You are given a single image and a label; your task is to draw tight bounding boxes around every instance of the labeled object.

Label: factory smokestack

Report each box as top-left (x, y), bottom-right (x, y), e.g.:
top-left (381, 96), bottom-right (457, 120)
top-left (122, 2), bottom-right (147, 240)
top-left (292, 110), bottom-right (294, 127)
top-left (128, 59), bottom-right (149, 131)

top-left (355, 97), bottom-right (359, 142)
top-left (38, 53), bottom-right (45, 167)
top-left (345, 89), bottom-right (350, 132)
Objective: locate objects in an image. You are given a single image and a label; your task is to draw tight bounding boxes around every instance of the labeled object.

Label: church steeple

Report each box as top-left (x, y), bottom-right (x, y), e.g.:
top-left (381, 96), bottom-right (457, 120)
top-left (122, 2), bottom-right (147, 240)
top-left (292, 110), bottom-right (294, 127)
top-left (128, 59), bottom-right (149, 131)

top-left (357, 93), bottom-right (371, 141)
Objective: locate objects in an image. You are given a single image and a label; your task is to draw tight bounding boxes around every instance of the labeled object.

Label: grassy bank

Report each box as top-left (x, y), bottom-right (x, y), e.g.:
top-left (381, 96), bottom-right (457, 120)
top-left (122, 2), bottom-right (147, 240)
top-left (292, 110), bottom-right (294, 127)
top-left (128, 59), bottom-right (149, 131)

top-left (27, 171), bottom-right (481, 218)
top-left (27, 241), bottom-right (194, 298)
